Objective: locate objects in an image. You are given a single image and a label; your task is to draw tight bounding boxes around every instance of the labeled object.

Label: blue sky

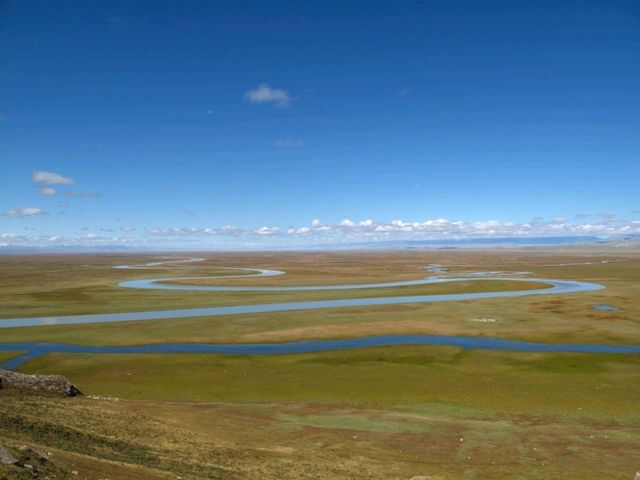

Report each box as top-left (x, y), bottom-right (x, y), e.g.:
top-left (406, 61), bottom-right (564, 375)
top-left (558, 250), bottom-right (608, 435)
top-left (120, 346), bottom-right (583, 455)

top-left (1, 1), bottom-right (639, 248)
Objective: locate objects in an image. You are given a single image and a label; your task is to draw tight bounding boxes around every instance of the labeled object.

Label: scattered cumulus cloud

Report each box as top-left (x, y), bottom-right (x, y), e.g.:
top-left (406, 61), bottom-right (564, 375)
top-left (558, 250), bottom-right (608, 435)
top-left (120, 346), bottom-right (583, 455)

top-left (287, 226), bottom-right (310, 234)
top-left (38, 187), bottom-right (57, 196)
top-left (32, 170), bottom-right (74, 185)
top-left (221, 225), bottom-right (241, 234)
top-left (244, 83), bottom-right (292, 107)
top-left (29, 171), bottom-right (101, 201)
top-left (256, 225), bottom-right (281, 235)
top-left (149, 227), bottom-right (200, 236)
top-left (3, 207), bottom-right (48, 218)
top-left (138, 216), bottom-right (640, 242)
top-left (3, 216), bottom-right (639, 249)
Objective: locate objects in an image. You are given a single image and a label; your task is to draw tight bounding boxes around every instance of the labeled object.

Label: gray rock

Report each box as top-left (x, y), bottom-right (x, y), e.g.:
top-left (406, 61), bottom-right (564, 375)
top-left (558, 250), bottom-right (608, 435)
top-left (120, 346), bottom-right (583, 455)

top-left (0, 369), bottom-right (82, 397)
top-left (0, 443), bottom-right (18, 465)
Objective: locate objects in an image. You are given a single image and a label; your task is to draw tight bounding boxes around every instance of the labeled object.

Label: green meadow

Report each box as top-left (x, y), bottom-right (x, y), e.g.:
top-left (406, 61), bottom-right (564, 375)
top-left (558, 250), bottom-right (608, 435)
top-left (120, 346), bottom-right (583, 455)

top-left (22, 346), bottom-right (640, 413)
top-left (1, 250), bottom-right (639, 479)
top-left (0, 351), bottom-right (23, 364)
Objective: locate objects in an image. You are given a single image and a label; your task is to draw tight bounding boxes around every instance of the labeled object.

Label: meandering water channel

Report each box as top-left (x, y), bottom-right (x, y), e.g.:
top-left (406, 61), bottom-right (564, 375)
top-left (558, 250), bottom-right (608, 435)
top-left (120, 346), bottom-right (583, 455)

top-left (1, 258), bottom-right (637, 368)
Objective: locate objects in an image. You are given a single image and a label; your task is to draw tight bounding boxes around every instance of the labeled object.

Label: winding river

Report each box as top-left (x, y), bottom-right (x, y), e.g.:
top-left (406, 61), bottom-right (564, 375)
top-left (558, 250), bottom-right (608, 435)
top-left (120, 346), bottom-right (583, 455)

top-left (1, 258), bottom-right (637, 368)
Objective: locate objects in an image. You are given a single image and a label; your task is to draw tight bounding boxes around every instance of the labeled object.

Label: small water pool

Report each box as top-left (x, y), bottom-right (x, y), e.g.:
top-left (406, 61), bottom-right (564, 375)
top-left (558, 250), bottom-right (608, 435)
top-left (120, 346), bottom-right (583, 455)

top-left (593, 304), bottom-right (619, 311)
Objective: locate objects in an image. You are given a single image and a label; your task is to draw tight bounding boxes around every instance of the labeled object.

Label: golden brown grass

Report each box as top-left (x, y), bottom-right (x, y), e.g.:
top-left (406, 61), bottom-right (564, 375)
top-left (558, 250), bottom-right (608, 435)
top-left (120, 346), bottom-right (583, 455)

top-left (2, 248), bottom-right (639, 479)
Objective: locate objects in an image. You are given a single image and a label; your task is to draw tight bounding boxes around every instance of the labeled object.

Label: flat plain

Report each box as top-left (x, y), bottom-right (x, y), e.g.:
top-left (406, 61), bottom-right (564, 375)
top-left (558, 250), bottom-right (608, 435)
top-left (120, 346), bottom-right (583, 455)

top-left (1, 248), bottom-right (639, 479)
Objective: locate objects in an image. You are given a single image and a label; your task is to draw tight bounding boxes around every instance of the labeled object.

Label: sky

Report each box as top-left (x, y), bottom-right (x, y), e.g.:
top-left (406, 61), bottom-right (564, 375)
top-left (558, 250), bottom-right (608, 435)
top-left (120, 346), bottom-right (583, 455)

top-left (1, 1), bottom-right (639, 249)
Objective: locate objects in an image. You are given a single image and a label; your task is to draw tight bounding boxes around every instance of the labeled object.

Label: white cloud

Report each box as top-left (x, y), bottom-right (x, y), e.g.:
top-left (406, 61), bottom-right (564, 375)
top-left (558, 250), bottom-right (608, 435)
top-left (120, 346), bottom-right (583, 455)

top-left (38, 187), bottom-right (57, 196)
top-left (274, 139), bottom-right (303, 148)
top-left (149, 227), bottom-right (199, 236)
top-left (32, 170), bottom-right (74, 185)
top-left (256, 225), bottom-right (281, 235)
top-left (0, 231), bottom-right (152, 249)
top-left (6, 215), bottom-right (637, 250)
top-left (290, 226), bottom-right (311, 234)
top-left (244, 83), bottom-right (292, 107)
top-left (221, 225), bottom-right (240, 234)
top-left (259, 216), bottom-right (640, 241)
top-left (3, 207), bottom-right (48, 218)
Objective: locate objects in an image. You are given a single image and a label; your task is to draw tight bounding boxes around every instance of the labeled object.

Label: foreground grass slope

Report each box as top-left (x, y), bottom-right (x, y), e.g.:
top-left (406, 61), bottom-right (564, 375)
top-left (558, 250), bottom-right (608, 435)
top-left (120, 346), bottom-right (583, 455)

top-left (3, 346), bottom-right (640, 479)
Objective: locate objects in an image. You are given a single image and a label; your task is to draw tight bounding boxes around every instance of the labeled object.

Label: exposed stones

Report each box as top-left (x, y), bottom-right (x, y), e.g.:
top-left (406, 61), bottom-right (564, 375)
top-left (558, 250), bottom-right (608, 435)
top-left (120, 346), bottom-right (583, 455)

top-left (0, 442), bottom-right (18, 465)
top-left (0, 368), bottom-right (82, 397)
top-left (467, 317), bottom-right (497, 323)
top-left (1, 445), bottom-right (64, 478)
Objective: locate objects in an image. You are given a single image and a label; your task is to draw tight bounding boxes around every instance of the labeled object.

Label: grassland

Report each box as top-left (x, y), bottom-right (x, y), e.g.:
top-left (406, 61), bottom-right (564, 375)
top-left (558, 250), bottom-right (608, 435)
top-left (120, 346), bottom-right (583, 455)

top-left (1, 250), bottom-right (640, 347)
top-left (0, 253), bottom-right (545, 319)
top-left (1, 249), bottom-right (639, 479)
top-left (22, 346), bottom-right (640, 413)
top-left (0, 351), bottom-right (22, 363)
top-left (6, 346), bottom-right (640, 479)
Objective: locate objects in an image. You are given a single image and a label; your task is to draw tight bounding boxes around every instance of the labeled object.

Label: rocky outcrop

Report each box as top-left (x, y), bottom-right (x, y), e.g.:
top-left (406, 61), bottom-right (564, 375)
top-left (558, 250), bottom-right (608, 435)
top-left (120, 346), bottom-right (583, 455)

top-left (0, 369), bottom-right (81, 397)
top-left (0, 443), bottom-right (68, 478)
top-left (0, 443), bottom-right (18, 465)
